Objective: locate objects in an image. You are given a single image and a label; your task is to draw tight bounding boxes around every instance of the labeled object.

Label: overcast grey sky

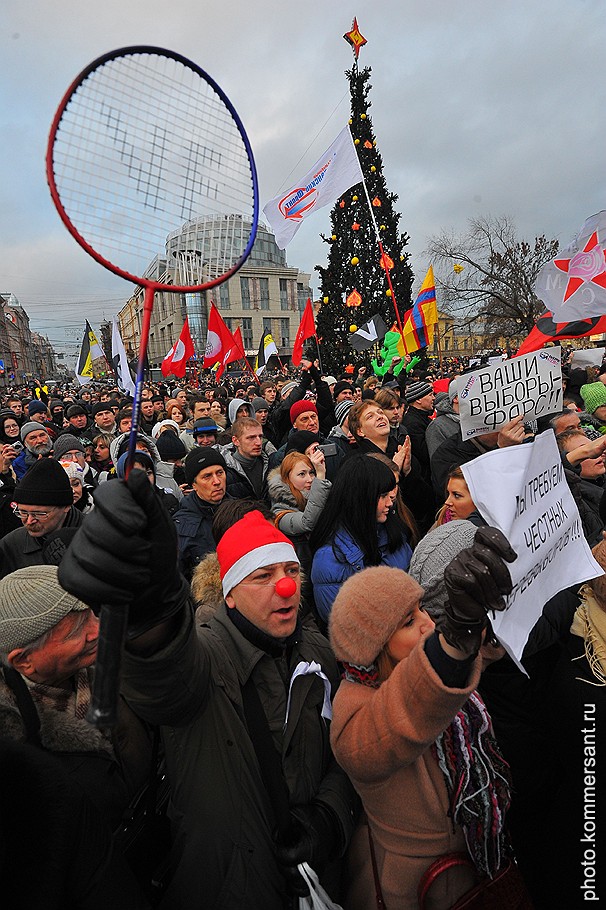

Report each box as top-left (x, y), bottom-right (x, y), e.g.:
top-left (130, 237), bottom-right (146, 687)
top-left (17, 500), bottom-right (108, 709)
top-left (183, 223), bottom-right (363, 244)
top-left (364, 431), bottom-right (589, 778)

top-left (2, 0), bottom-right (605, 357)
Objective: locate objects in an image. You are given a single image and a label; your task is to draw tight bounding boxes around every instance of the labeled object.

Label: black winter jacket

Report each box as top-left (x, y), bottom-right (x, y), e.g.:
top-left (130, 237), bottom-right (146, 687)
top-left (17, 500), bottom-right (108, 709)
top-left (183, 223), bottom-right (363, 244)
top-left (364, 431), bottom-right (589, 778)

top-left (173, 492), bottom-right (229, 581)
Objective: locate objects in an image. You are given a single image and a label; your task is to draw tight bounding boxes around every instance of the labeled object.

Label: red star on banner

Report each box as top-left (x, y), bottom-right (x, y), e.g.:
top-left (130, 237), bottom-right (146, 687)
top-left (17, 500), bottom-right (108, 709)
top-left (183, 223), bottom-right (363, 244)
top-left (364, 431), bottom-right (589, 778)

top-left (343, 18), bottom-right (367, 58)
top-left (554, 230), bottom-right (606, 302)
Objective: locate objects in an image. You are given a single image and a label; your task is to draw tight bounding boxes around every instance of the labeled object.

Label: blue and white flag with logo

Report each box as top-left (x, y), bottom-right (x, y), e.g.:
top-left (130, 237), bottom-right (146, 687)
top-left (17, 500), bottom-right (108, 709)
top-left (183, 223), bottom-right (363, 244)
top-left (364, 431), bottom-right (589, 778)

top-left (263, 126), bottom-right (363, 249)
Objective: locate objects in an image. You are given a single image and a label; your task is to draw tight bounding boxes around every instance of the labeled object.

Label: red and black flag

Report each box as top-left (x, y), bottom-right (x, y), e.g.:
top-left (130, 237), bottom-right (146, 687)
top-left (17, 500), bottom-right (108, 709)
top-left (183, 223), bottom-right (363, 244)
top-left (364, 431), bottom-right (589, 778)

top-left (516, 309), bottom-right (606, 357)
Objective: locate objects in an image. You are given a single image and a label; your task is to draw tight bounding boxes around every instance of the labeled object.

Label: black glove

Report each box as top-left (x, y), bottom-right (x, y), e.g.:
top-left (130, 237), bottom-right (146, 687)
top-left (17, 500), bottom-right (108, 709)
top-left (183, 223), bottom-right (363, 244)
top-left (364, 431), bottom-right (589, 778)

top-left (58, 469), bottom-right (188, 638)
top-left (275, 802), bottom-right (340, 891)
top-left (441, 527), bottom-right (517, 656)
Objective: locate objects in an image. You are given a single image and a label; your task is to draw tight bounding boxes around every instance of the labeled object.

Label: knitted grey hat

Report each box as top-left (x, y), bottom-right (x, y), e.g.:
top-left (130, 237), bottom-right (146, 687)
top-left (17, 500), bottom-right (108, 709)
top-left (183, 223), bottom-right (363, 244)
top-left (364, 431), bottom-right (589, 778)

top-left (0, 565), bottom-right (88, 653)
top-left (408, 520), bottom-right (477, 618)
top-left (280, 381), bottom-right (298, 398)
top-left (334, 399), bottom-right (354, 427)
top-left (448, 377), bottom-right (461, 402)
top-left (404, 380), bottom-right (433, 404)
top-left (53, 434), bottom-right (85, 460)
top-left (20, 421), bottom-right (48, 443)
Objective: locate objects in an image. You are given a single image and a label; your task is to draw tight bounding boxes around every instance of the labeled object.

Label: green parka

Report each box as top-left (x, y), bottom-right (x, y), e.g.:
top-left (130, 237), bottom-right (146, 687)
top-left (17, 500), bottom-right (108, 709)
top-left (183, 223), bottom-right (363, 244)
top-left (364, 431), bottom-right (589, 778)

top-left (121, 605), bottom-right (357, 909)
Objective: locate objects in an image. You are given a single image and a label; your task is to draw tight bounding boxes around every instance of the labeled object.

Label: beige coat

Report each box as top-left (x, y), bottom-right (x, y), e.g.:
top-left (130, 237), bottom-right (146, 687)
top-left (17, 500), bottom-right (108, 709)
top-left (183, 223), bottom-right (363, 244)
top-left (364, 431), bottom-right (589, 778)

top-left (330, 638), bottom-right (483, 910)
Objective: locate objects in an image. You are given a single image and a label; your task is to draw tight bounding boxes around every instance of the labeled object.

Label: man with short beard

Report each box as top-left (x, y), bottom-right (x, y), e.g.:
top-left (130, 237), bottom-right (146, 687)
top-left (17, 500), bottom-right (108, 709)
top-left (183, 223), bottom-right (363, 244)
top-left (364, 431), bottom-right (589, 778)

top-left (12, 423), bottom-right (54, 481)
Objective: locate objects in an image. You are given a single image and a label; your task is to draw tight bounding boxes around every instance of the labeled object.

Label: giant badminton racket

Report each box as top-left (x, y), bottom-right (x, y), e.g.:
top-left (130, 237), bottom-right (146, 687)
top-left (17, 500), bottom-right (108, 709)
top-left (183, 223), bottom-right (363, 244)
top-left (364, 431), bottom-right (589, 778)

top-left (47, 46), bottom-right (258, 726)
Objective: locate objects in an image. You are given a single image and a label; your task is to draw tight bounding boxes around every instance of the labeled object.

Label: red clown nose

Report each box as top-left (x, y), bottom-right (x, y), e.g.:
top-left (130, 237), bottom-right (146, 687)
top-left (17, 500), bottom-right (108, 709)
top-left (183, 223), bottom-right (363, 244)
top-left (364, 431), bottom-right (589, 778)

top-left (275, 576), bottom-right (297, 598)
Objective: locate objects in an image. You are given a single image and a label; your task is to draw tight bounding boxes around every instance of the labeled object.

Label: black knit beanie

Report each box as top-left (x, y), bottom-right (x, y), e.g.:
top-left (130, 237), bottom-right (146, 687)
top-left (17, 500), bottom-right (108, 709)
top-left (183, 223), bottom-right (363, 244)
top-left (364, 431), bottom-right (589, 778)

top-left (14, 459), bottom-right (73, 507)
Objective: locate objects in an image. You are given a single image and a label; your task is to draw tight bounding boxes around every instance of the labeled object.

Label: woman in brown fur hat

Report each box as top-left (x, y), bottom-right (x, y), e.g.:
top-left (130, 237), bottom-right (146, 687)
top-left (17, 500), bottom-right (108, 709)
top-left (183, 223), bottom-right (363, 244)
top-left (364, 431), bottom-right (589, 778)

top-left (329, 529), bottom-right (522, 910)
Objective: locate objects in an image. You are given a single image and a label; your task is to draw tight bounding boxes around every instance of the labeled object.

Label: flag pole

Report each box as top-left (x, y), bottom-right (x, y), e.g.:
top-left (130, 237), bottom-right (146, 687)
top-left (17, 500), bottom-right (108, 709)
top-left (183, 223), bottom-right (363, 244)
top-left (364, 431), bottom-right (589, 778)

top-left (313, 334), bottom-right (324, 375)
top-left (435, 315), bottom-right (444, 371)
top-left (358, 171), bottom-right (406, 339)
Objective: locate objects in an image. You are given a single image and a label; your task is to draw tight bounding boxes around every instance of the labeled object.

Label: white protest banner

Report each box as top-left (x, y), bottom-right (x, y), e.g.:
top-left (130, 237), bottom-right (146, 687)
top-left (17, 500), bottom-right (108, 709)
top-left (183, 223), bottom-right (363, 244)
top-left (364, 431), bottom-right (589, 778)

top-left (458, 348), bottom-right (562, 439)
top-left (462, 431), bottom-right (601, 667)
top-left (570, 347), bottom-right (605, 372)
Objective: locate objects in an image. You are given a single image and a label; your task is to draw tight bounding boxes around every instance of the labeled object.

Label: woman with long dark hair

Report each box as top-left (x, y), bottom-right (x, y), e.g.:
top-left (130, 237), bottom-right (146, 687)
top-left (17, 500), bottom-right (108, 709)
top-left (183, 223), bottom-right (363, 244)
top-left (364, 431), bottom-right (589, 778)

top-left (310, 455), bottom-right (412, 623)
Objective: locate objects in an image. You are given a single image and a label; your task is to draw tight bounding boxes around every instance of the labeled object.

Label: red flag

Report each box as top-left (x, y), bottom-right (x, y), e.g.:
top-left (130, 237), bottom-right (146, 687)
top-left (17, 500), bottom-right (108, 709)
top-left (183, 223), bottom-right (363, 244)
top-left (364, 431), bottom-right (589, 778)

top-left (161, 317), bottom-right (194, 378)
top-left (516, 309), bottom-right (606, 357)
top-left (233, 326), bottom-right (246, 359)
top-left (203, 304), bottom-right (241, 380)
top-left (292, 299), bottom-right (316, 366)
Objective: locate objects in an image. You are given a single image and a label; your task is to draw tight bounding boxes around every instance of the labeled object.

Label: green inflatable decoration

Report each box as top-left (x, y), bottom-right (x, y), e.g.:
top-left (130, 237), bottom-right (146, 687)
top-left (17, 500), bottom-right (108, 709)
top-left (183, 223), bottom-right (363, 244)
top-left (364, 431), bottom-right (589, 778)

top-left (371, 331), bottom-right (421, 376)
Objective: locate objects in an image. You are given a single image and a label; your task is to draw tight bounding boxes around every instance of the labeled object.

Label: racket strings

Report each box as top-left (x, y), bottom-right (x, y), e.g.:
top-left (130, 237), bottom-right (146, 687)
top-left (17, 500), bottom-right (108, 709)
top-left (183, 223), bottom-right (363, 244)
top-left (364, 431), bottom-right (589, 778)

top-left (50, 50), bottom-right (256, 286)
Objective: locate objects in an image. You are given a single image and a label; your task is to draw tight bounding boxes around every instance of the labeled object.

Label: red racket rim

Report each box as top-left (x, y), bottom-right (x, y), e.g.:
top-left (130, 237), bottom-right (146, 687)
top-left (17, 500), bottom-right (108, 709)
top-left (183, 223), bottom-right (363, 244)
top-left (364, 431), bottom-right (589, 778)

top-left (46, 45), bottom-right (259, 293)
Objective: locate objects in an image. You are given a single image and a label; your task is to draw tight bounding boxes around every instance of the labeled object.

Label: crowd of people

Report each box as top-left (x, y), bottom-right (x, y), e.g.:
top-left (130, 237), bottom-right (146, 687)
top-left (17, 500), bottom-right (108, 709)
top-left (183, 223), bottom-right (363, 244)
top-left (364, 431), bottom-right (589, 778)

top-left (0, 346), bottom-right (605, 908)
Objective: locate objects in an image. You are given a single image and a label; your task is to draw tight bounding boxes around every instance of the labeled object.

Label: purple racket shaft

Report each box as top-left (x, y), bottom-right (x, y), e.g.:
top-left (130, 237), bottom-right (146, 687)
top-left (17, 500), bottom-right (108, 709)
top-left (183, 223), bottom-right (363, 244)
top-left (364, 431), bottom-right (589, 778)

top-left (87, 603), bottom-right (129, 727)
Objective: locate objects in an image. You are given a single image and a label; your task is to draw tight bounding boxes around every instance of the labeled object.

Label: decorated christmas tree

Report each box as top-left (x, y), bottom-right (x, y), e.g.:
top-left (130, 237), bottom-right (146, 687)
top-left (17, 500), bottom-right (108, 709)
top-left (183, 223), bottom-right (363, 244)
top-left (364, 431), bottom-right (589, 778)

top-left (316, 20), bottom-right (414, 373)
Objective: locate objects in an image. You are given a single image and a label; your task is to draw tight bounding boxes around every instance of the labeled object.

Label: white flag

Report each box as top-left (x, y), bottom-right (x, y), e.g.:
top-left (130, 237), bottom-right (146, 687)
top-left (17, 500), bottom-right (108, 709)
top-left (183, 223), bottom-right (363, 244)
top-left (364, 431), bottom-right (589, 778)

top-left (111, 318), bottom-right (136, 398)
top-left (263, 126), bottom-right (364, 249)
top-left (534, 210), bottom-right (606, 321)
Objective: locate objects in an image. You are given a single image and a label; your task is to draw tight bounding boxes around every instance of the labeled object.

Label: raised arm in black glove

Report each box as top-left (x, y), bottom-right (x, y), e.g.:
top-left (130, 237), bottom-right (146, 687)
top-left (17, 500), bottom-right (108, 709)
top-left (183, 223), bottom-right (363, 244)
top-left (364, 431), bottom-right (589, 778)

top-left (58, 468), bottom-right (189, 640)
top-left (441, 526), bottom-right (517, 657)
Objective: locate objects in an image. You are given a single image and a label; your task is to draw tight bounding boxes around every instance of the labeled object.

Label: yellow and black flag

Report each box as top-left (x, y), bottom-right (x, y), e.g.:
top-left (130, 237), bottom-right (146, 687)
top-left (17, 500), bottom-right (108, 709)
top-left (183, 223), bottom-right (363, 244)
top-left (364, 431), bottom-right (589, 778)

top-left (254, 330), bottom-right (279, 376)
top-left (76, 320), bottom-right (104, 385)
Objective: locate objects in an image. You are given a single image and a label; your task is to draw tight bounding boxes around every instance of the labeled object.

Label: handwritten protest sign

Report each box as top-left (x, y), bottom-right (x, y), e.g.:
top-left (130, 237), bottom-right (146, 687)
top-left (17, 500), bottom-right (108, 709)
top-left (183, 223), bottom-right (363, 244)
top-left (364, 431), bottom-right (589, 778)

top-left (458, 348), bottom-right (562, 439)
top-left (462, 430), bottom-right (601, 667)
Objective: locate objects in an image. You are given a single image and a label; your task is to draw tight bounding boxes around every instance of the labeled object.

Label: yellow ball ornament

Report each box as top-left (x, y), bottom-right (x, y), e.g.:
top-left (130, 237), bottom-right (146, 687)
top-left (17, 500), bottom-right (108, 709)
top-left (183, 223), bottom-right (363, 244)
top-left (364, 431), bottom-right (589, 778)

top-left (354, 138), bottom-right (360, 145)
top-left (331, 234), bottom-right (337, 241)
top-left (386, 289), bottom-right (392, 297)
top-left (350, 324), bottom-right (358, 332)
top-left (323, 296), bottom-right (329, 304)
top-left (348, 118), bottom-right (353, 125)
top-left (370, 165), bottom-right (376, 173)
top-left (352, 195), bottom-right (358, 202)
top-left (360, 113), bottom-right (366, 119)
top-left (380, 224), bottom-right (386, 231)
top-left (351, 256), bottom-right (359, 266)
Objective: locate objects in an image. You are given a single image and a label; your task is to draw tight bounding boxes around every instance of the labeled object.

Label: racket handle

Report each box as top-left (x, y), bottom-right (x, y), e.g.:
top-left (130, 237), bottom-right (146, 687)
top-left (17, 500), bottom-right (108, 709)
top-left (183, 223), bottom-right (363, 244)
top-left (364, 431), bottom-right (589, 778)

top-left (87, 602), bottom-right (129, 728)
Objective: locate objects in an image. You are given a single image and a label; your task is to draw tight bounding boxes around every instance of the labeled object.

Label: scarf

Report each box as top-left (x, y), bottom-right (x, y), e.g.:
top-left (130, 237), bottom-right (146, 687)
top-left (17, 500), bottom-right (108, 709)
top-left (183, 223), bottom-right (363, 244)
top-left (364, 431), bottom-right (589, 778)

top-left (343, 663), bottom-right (511, 879)
top-left (28, 668), bottom-right (114, 754)
top-left (432, 691), bottom-right (511, 878)
top-left (570, 584), bottom-right (606, 685)
top-left (227, 606), bottom-right (302, 658)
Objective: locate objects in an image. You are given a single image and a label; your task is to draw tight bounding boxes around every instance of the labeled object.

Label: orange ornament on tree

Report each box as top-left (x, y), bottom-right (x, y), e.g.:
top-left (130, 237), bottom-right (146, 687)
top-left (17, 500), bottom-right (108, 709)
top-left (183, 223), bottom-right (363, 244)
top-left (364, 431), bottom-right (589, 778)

top-left (364, 140), bottom-right (373, 149)
top-left (339, 200), bottom-right (345, 208)
top-left (346, 289), bottom-right (362, 308)
top-left (380, 253), bottom-right (394, 271)
top-left (372, 197), bottom-right (381, 207)
top-left (352, 222), bottom-right (360, 231)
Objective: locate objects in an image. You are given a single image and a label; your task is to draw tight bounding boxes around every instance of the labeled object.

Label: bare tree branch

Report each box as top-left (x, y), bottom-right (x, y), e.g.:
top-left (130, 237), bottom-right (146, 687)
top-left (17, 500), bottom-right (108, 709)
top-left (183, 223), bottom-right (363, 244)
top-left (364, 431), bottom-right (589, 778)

top-left (425, 215), bottom-right (559, 340)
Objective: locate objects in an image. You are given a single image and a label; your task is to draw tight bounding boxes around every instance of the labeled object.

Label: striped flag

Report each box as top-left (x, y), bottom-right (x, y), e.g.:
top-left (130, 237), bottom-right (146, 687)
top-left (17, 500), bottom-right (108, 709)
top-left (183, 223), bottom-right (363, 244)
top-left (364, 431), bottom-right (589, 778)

top-left (76, 320), bottom-right (104, 385)
top-left (255, 330), bottom-right (279, 376)
top-left (400, 266), bottom-right (438, 354)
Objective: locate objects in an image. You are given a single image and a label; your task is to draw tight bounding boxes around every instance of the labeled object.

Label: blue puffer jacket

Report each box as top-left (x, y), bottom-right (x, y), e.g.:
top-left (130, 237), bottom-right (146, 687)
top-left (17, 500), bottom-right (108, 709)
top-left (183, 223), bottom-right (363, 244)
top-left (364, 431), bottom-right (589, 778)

top-left (311, 525), bottom-right (412, 623)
